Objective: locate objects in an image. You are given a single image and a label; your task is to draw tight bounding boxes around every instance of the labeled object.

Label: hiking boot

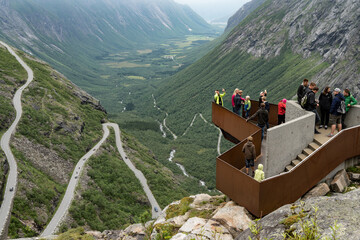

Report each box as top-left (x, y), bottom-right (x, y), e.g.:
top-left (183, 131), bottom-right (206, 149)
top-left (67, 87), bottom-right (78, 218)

top-left (319, 125), bottom-right (323, 129)
top-left (315, 130), bottom-right (320, 134)
top-left (324, 125), bottom-right (328, 129)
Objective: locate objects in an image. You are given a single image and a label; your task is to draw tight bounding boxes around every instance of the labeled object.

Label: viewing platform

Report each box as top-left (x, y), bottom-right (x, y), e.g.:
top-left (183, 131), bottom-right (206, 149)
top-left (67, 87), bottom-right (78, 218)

top-left (212, 100), bottom-right (360, 217)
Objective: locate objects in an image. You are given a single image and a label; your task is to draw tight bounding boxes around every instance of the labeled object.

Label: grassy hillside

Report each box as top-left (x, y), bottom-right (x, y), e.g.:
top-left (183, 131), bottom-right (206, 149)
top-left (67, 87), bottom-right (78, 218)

top-left (7, 51), bottom-right (107, 238)
top-left (156, 47), bottom-right (329, 132)
top-left (1, 45), bottom-right (220, 237)
top-left (67, 129), bottom-right (150, 232)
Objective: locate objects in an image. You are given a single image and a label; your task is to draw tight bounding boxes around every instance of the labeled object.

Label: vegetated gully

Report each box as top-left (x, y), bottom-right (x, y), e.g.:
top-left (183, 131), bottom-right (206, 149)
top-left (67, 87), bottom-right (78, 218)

top-left (0, 41), bottom-right (34, 236)
top-left (0, 42), bottom-right (161, 237)
top-left (152, 94), bottom-right (222, 188)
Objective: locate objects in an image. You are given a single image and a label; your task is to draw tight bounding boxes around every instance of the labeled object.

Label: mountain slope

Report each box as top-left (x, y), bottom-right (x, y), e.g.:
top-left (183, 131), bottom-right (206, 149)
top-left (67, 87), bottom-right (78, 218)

top-left (156, 0), bottom-right (359, 127)
top-left (225, 0), bottom-right (266, 32)
top-left (140, 0), bottom-right (360, 185)
top-left (0, 0), bottom-right (215, 89)
top-left (0, 45), bottom-right (208, 237)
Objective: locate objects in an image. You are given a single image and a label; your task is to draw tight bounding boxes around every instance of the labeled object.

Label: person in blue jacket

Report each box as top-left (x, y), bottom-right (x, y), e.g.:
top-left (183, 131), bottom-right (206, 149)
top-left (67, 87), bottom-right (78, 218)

top-left (328, 88), bottom-right (345, 137)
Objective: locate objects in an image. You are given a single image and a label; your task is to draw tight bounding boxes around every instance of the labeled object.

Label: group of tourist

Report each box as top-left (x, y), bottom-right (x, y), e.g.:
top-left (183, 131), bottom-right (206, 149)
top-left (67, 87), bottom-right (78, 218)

top-left (214, 88), bottom-right (288, 141)
top-left (297, 78), bottom-right (357, 137)
top-left (214, 79), bottom-right (358, 180)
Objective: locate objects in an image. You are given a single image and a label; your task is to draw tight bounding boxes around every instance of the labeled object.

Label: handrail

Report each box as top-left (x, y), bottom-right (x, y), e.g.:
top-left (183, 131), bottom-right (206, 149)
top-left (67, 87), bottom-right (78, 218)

top-left (213, 102), bottom-right (360, 217)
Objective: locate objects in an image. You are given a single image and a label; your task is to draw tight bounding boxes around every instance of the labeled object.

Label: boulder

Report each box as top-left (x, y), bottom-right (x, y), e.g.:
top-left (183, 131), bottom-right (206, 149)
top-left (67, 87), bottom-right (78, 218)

top-left (302, 183), bottom-right (330, 200)
top-left (190, 194), bottom-right (212, 208)
top-left (192, 219), bottom-right (233, 240)
top-left (170, 233), bottom-right (188, 240)
top-left (170, 233), bottom-right (197, 240)
top-left (179, 217), bottom-right (207, 233)
top-left (348, 172), bottom-right (360, 181)
top-left (212, 201), bottom-right (252, 235)
top-left (124, 223), bottom-right (146, 236)
top-left (330, 169), bottom-right (350, 192)
top-left (167, 212), bottom-right (190, 227)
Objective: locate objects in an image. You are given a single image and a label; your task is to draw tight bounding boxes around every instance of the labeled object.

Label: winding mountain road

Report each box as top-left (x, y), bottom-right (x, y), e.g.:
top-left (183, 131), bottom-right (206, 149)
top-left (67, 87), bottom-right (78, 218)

top-left (0, 41), bottom-right (34, 236)
top-left (41, 123), bottom-right (161, 236)
top-left (0, 42), bottom-right (161, 237)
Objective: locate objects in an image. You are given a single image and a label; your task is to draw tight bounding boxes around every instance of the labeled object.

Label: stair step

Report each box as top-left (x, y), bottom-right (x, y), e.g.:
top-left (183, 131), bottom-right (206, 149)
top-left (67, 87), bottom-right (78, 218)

top-left (291, 159), bottom-right (301, 167)
top-left (297, 153), bottom-right (308, 161)
top-left (303, 148), bottom-right (313, 156)
top-left (309, 142), bottom-right (321, 151)
top-left (285, 165), bottom-right (294, 172)
top-left (313, 138), bottom-right (323, 147)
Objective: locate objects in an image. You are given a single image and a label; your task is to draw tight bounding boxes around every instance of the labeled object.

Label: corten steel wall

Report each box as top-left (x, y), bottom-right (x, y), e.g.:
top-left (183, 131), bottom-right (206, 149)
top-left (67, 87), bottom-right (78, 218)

top-left (265, 112), bottom-right (315, 177)
top-left (259, 126), bottom-right (360, 215)
top-left (213, 102), bottom-right (360, 217)
top-left (248, 100), bottom-right (278, 126)
top-left (212, 103), bottom-right (262, 144)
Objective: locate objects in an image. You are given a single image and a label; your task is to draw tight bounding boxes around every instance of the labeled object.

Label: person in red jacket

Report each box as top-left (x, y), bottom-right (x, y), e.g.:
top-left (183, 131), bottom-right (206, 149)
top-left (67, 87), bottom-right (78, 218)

top-left (278, 98), bottom-right (287, 125)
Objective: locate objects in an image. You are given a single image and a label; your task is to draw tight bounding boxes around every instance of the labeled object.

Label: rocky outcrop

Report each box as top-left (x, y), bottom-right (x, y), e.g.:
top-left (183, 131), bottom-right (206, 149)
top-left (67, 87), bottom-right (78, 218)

top-left (11, 136), bottom-right (73, 185)
top-left (72, 87), bottom-right (107, 114)
top-left (223, 0), bottom-right (360, 97)
top-left (225, 0), bottom-right (266, 32)
top-left (87, 194), bottom-right (253, 240)
top-left (84, 166), bottom-right (360, 240)
top-left (237, 189), bottom-right (360, 240)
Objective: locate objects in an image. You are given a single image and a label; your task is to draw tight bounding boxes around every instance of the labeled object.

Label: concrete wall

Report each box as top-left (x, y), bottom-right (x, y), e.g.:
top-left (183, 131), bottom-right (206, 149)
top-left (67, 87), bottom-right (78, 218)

top-left (265, 102), bottom-right (315, 177)
top-left (345, 105), bottom-right (360, 127)
top-left (286, 100), bottom-right (309, 122)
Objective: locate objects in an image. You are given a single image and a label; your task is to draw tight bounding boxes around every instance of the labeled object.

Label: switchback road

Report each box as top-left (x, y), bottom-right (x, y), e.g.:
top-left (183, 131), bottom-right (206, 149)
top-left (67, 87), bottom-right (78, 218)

top-left (0, 41), bottom-right (34, 237)
top-left (41, 123), bottom-right (161, 236)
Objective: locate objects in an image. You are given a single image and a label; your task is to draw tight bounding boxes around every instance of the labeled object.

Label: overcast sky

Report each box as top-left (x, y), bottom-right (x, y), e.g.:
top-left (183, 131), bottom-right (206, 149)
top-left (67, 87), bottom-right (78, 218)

top-left (174, 0), bottom-right (251, 22)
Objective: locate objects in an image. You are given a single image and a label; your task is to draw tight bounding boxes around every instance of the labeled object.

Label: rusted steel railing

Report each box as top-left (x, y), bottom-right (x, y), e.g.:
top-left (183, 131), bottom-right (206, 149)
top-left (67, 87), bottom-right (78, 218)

top-left (213, 102), bottom-right (360, 217)
top-left (248, 100), bottom-right (278, 126)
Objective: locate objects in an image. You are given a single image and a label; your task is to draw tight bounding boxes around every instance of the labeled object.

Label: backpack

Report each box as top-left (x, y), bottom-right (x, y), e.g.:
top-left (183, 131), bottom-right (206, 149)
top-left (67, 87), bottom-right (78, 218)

top-left (337, 99), bottom-right (346, 114)
top-left (300, 91), bottom-right (309, 108)
top-left (214, 94), bottom-right (222, 105)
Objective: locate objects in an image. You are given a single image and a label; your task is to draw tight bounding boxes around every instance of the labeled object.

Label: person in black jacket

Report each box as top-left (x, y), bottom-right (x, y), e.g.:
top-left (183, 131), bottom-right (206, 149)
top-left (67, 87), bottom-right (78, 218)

top-left (318, 86), bottom-right (332, 129)
top-left (258, 90), bottom-right (267, 107)
top-left (297, 79), bottom-right (309, 104)
top-left (247, 103), bottom-right (269, 140)
top-left (305, 86), bottom-right (320, 134)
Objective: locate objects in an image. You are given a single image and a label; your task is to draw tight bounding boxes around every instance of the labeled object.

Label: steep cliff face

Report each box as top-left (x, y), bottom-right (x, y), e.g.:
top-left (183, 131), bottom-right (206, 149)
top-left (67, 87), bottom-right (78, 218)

top-left (225, 0), bottom-right (266, 32)
top-left (154, 0), bottom-right (359, 133)
top-left (223, 0), bottom-right (360, 94)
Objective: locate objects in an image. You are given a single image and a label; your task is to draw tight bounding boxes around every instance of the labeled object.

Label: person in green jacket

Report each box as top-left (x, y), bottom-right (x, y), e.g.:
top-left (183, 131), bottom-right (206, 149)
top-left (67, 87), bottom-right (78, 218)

top-left (342, 89), bottom-right (358, 128)
top-left (214, 89), bottom-right (226, 106)
top-left (254, 164), bottom-right (265, 182)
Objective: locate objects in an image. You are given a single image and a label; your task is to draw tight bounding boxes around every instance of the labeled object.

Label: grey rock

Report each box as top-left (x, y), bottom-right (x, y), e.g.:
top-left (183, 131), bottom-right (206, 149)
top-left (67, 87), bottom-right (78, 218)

top-left (302, 182), bottom-right (330, 200)
top-left (179, 217), bottom-right (207, 233)
top-left (236, 189), bottom-right (360, 240)
top-left (331, 169), bottom-right (350, 192)
top-left (212, 201), bottom-right (252, 236)
top-left (224, 0), bottom-right (360, 97)
top-left (348, 172), bottom-right (360, 181)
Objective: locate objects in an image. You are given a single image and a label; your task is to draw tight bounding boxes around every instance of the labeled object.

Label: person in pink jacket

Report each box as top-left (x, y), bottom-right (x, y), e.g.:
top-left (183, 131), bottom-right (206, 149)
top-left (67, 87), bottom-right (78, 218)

top-left (231, 88), bottom-right (239, 113)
